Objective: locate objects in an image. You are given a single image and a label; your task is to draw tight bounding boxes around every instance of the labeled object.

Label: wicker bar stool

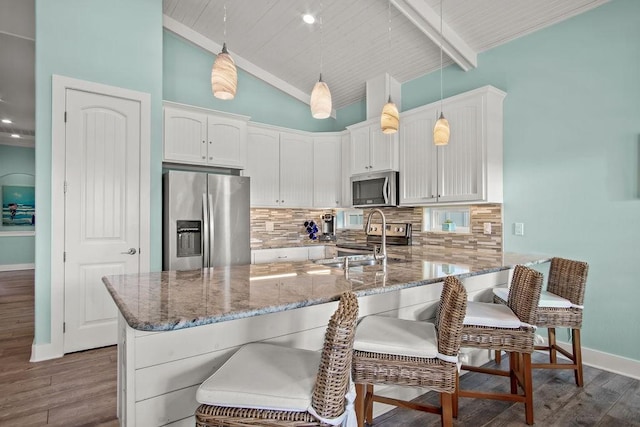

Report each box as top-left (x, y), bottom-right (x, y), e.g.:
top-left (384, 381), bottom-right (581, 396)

top-left (194, 291), bottom-right (359, 427)
top-left (493, 257), bottom-right (589, 386)
top-left (456, 265), bottom-right (543, 425)
top-left (351, 276), bottom-right (467, 427)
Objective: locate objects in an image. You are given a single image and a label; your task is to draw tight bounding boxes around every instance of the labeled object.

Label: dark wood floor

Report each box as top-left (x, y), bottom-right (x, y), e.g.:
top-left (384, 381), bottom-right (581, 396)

top-left (1, 269), bottom-right (638, 426)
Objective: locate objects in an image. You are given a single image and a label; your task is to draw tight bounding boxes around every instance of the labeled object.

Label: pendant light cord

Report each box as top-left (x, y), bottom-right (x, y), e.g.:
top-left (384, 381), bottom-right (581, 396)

top-left (223, 4), bottom-right (227, 40)
top-left (439, 0), bottom-right (444, 112)
top-left (388, 0), bottom-right (392, 76)
top-left (320, 1), bottom-right (324, 78)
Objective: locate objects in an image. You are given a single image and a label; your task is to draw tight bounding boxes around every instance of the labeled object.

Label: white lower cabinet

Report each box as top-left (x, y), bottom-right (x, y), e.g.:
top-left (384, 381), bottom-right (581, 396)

top-left (116, 269), bottom-right (510, 426)
top-left (252, 246), bottom-right (326, 264)
top-left (400, 85), bottom-right (506, 206)
top-left (246, 125), bottom-right (314, 208)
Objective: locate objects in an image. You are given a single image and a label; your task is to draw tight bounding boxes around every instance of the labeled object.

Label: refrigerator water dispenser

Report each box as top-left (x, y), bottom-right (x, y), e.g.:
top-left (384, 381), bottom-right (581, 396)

top-left (176, 220), bottom-right (202, 258)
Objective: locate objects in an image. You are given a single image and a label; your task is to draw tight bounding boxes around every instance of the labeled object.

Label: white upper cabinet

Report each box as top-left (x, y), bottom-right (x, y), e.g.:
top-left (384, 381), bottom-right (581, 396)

top-left (246, 127), bottom-right (280, 207)
top-left (347, 119), bottom-right (398, 175)
top-left (399, 86), bottom-right (506, 206)
top-left (246, 126), bottom-right (315, 208)
top-left (313, 135), bottom-right (342, 208)
top-left (163, 103), bottom-right (249, 169)
top-left (279, 132), bottom-right (313, 208)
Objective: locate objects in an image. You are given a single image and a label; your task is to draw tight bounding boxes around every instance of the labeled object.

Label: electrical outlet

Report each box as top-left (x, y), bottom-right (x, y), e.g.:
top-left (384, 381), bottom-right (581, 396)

top-left (514, 223), bottom-right (524, 236)
top-left (265, 221), bottom-right (274, 232)
top-left (483, 222), bottom-right (492, 235)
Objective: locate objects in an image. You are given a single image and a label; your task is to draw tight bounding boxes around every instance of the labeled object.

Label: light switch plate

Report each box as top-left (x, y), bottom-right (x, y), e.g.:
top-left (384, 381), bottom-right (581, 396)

top-left (514, 223), bottom-right (524, 236)
top-left (483, 222), bottom-right (492, 234)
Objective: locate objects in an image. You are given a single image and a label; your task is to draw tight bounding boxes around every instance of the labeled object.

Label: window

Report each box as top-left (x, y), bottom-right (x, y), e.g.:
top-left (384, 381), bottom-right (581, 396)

top-left (423, 206), bottom-right (471, 233)
top-left (335, 209), bottom-right (364, 230)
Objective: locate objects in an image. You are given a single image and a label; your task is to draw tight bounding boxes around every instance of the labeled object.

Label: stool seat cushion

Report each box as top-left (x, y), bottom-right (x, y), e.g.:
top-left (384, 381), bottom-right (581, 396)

top-left (493, 288), bottom-right (572, 309)
top-left (354, 315), bottom-right (438, 358)
top-left (464, 301), bottom-right (522, 329)
top-left (196, 342), bottom-right (321, 412)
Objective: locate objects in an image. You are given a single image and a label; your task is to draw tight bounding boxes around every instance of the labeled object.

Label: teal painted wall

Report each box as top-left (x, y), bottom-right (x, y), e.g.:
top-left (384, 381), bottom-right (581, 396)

top-left (163, 31), bottom-right (341, 132)
top-left (401, 0), bottom-right (640, 360)
top-left (0, 145), bottom-right (35, 266)
top-left (35, 0), bottom-right (163, 344)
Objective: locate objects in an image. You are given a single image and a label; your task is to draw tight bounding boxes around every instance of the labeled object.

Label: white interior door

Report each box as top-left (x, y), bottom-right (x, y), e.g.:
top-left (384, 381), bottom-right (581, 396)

top-left (63, 89), bottom-right (141, 353)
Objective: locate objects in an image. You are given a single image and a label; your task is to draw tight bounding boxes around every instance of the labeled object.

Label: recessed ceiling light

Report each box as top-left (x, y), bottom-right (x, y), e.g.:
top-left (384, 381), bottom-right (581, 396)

top-left (2, 119), bottom-right (12, 124)
top-left (302, 14), bottom-right (315, 24)
top-left (10, 134), bottom-right (20, 138)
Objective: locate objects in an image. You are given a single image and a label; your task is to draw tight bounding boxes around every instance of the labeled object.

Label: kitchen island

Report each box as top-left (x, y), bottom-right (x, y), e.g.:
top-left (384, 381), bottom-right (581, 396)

top-left (103, 251), bottom-right (549, 427)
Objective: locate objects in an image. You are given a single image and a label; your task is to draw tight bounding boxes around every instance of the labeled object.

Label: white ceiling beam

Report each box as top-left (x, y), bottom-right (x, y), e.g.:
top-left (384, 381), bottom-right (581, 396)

top-left (391, 0), bottom-right (477, 71)
top-left (163, 15), bottom-right (336, 118)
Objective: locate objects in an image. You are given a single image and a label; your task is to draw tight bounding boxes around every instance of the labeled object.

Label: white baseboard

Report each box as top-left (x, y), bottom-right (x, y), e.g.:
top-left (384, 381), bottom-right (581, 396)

top-left (0, 263), bottom-right (34, 272)
top-left (30, 341), bottom-right (63, 362)
top-left (551, 339), bottom-right (640, 381)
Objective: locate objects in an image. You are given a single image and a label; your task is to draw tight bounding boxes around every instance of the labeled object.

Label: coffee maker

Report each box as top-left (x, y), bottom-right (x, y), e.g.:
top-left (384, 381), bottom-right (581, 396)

top-left (319, 213), bottom-right (336, 241)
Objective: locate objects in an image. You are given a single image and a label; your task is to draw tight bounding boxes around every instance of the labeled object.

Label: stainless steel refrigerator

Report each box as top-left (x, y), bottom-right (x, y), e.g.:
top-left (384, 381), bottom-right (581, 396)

top-left (163, 171), bottom-right (250, 270)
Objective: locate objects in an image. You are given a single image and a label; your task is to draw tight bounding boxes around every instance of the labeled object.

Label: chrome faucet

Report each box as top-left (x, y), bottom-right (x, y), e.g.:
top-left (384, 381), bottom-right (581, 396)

top-left (366, 208), bottom-right (387, 262)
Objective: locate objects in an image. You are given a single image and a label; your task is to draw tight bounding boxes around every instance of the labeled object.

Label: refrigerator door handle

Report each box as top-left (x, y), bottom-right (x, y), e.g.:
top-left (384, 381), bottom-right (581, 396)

top-left (208, 193), bottom-right (215, 267)
top-left (202, 193), bottom-right (209, 268)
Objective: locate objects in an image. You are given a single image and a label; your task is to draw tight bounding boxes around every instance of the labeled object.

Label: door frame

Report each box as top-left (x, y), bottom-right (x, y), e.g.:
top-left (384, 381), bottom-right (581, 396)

top-left (39, 75), bottom-right (150, 360)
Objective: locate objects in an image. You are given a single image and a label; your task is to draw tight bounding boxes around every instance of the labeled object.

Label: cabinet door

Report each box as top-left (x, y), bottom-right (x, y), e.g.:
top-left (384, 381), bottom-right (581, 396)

top-left (246, 127), bottom-right (280, 207)
top-left (207, 116), bottom-right (247, 169)
top-left (279, 132), bottom-right (313, 207)
top-left (437, 95), bottom-right (484, 202)
top-left (313, 136), bottom-right (341, 208)
top-left (163, 107), bottom-right (207, 164)
top-left (399, 111), bottom-right (438, 205)
top-left (349, 126), bottom-right (370, 175)
top-left (368, 125), bottom-right (396, 172)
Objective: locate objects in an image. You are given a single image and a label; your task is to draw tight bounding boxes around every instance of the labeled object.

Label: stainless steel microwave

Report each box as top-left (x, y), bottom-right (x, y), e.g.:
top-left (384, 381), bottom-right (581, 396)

top-left (351, 171), bottom-right (398, 207)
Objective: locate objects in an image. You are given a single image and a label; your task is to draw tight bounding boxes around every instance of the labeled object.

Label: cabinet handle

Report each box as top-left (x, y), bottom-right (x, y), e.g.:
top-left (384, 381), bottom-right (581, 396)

top-left (202, 140), bottom-right (205, 144)
top-left (277, 256), bottom-right (288, 259)
top-left (369, 165), bottom-right (373, 168)
top-left (209, 156), bottom-right (213, 160)
top-left (209, 141), bottom-right (212, 144)
top-left (202, 156), bottom-right (206, 159)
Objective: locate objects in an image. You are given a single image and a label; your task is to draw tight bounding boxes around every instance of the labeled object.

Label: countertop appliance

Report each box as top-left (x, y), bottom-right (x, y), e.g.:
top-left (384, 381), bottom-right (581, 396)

top-left (336, 222), bottom-right (412, 256)
top-left (351, 171), bottom-right (398, 207)
top-left (319, 213), bottom-right (336, 242)
top-left (163, 171), bottom-right (250, 271)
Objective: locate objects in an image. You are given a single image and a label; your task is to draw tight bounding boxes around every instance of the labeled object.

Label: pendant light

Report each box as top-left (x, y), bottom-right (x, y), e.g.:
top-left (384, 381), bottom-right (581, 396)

top-left (310, 2), bottom-right (332, 119)
top-left (381, 0), bottom-right (399, 134)
top-left (211, 4), bottom-right (237, 100)
top-left (433, 0), bottom-right (449, 145)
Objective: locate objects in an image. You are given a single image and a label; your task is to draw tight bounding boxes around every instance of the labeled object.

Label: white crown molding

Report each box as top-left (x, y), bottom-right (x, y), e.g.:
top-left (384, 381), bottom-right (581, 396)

top-left (162, 15), bottom-right (337, 119)
top-left (391, 0), bottom-right (477, 71)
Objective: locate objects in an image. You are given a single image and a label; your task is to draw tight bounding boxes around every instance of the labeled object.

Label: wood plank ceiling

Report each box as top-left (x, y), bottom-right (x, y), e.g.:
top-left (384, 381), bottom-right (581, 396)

top-left (163, 0), bottom-right (609, 111)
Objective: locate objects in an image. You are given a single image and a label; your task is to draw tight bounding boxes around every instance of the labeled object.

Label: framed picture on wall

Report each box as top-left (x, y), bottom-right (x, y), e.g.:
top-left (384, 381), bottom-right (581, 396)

top-left (2, 185), bottom-right (35, 226)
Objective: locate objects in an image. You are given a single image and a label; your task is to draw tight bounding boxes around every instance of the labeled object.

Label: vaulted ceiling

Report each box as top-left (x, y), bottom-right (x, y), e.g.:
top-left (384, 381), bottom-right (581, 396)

top-left (163, 0), bottom-right (609, 110)
top-left (0, 0), bottom-right (610, 147)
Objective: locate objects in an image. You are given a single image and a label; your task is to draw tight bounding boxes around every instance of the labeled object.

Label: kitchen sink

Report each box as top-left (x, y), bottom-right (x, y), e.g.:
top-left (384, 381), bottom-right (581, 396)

top-left (313, 254), bottom-right (405, 269)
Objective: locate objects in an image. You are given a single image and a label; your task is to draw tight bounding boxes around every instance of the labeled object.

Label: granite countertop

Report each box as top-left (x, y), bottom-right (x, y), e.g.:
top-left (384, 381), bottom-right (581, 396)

top-left (102, 251), bottom-right (550, 332)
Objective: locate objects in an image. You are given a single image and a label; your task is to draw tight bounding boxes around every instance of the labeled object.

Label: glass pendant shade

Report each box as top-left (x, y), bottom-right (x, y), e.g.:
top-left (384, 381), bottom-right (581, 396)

top-left (310, 75), bottom-right (332, 119)
top-left (211, 43), bottom-right (237, 100)
top-left (433, 112), bottom-right (450, 146)
top-left (381, 98), bottom-right (399, 134)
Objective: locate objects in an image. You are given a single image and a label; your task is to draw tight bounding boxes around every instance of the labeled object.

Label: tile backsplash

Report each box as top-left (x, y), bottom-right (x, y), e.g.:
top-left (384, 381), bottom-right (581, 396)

top-left (251, 204), bottom-right (502, 253)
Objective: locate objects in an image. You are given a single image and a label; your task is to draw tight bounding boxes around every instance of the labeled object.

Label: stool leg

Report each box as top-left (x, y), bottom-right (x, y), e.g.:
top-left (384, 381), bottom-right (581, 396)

top-left (441, 392), bottom-right (453, 427)
top-left (452, 371), bottom-right (459, 419)
top-left (509, 352), bottom-right (518, 394)
top-left (495, 350), bottom-right (502, 364)
top-left (355, 383), bottom-right (365, 427)
top-left (365, 384), bottom-right (374, 425)
top-left (548, 328), bottom-right (557, 364)
top-left (573, 329), bottom-right (584, 387)
top-left (523, 353), bottom-right (534, 425)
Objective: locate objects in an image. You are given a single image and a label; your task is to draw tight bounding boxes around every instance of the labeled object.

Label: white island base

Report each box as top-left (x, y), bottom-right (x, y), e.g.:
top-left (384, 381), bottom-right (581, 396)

top-left (116, 269), bottom-right (510, 426)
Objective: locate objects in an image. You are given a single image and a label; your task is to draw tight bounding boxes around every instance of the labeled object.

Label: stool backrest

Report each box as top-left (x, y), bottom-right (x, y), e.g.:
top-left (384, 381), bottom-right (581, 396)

top-left (435, 276), bottom-right (467, 357)
top-left (508, 265), bottom-right (543, 325)
top-left (311, 292), bottom-right (359, 419)
top-left (547, 257), bottom-right (589, 306)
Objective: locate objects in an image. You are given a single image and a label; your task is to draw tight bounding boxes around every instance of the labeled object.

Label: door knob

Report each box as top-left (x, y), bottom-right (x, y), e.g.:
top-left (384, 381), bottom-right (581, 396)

top-left (121, 248), bottom-right (137, 255)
